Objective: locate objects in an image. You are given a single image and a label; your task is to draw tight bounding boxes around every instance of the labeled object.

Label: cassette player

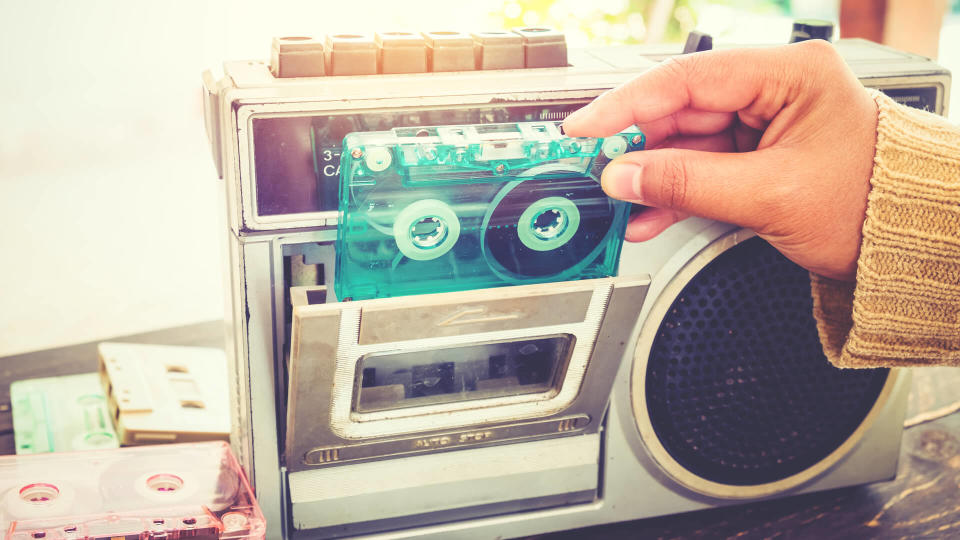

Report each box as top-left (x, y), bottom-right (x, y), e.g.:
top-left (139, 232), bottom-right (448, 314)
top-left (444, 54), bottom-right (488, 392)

top-left (335, 121), bottom-right (644, 299)
top-left (202, 27), bottom-right (950, 540)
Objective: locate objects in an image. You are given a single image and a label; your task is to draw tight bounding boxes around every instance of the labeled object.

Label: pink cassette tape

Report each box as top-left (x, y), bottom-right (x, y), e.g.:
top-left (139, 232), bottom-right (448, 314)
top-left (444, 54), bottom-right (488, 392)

top-left (0, 441), bottom-right (265, 540)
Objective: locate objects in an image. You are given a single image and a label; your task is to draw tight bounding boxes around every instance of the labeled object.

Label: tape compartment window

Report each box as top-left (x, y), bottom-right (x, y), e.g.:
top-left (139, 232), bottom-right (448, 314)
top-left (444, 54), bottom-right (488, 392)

top-left (353, 334), bottom-right (575, 413)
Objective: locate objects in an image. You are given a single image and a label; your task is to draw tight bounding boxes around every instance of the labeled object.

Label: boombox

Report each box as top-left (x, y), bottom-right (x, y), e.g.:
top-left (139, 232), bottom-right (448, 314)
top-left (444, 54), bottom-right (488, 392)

top-left (201, 29), bottom-right (950, 539)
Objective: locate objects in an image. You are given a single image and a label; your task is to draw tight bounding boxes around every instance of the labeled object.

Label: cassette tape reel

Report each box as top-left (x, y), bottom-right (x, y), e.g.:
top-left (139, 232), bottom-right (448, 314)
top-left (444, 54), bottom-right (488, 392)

top-left (334, 121), bottom-right (645, 300)
top-left (0, 442), bottom-right (265, 540)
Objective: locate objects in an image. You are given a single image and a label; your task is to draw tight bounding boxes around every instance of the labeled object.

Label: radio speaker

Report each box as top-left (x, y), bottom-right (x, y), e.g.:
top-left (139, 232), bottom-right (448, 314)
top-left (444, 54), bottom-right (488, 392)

top-left (631, 231), bottom-right (898, 500)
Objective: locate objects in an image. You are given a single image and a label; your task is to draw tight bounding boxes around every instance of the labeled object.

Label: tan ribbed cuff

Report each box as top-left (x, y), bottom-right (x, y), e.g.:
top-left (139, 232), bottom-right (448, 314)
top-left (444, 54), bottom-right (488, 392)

top-left (812, 90), bottom-right (960, 368)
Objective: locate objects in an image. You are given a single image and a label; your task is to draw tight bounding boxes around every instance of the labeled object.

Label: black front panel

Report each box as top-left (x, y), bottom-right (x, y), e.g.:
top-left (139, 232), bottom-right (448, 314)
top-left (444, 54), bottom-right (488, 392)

top-left (879, 86), bottom-right (939, 113)
top-left (251, 103), bottom-right (587, 217)
top-left (645, 237), bottom-right (889, 486)
top-left (249, 87), bottom-right (942, 219)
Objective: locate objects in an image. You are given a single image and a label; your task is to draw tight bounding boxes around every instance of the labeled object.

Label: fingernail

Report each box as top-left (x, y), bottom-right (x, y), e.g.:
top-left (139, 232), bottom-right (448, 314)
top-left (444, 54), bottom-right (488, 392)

top-left (602, 162), bottom-right (644, 202)
top-left (563, 104), bottom-right (590, 127)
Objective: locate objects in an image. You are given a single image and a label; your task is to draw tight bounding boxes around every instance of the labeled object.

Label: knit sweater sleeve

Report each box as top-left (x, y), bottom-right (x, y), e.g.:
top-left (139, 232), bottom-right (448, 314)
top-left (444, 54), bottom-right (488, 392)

top-left (811, 90), bottom-right (960, 368)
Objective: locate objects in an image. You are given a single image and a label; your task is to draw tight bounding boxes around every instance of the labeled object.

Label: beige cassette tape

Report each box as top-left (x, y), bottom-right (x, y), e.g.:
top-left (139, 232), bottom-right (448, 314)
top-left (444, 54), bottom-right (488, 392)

top-left (98, 342), bottom-right (230, 445)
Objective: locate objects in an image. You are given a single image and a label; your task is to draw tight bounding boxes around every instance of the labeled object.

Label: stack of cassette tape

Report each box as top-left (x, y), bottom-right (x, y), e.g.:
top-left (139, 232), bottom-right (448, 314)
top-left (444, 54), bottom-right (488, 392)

top-left (0, 441), bottom-right (265, 539)
top-left (11, 344), bottom-right (230, 455)
top-left (5, 344), bottom-right (261, 538)
top-left (334, 120), bottom-right (645, 300)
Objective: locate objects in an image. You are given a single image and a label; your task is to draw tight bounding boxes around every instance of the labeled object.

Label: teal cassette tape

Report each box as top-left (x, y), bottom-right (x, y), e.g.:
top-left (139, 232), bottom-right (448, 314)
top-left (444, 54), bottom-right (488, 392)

top-left (11, 373), bottom-right (119, 454)
top-left (335, 121), bottom-right (644, 300)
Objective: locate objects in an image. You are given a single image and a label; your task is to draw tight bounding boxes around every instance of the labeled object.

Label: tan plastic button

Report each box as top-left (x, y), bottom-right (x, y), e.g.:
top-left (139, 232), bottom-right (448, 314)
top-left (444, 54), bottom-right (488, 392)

top-left (325, 34), bottom-right (378, 75)
top-left (376, 31), bottom-right (428, 74)
top-left (270, 36), bottom-right (325, 78)
top-left (513, 27), bottom-right (568, 68)
top-left (472, 31), bottom-right (524, 70)
top-left (423, 31), bottom-right (475, 72)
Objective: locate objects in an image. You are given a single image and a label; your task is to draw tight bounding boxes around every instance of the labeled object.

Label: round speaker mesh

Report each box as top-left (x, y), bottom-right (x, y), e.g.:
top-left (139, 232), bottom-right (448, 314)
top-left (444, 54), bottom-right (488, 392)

top-left (645, 237), bottom-right (889, 486)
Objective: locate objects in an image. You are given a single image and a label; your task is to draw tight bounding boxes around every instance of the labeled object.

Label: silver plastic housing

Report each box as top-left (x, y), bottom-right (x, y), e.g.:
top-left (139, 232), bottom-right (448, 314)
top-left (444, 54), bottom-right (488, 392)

top-left (202, 39), bottom-right (950, 539)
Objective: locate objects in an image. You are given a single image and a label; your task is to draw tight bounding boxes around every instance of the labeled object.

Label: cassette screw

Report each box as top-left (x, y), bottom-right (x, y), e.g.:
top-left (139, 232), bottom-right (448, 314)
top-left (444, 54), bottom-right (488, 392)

top-left (423, 146), bottom-right (438, 160)
top-left (455, 148), bottom-right (466, 162)
top-left (350, 148), bottom-right (363, 159)
top-left (495, 163), bottom-right (506, 174)
top-left (569, 141), bottom-right (581, 154)
top-left (631, 134), bottom-right (643, 145)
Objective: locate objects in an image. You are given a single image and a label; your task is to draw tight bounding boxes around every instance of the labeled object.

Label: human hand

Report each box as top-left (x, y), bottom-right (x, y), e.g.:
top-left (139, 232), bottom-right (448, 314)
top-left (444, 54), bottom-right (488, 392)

top-left (563, 40), bottom-right (878, 281)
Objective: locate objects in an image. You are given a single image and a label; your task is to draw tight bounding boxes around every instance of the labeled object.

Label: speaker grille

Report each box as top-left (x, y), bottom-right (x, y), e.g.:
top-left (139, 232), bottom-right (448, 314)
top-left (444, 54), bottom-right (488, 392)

top-left (645, 237), bottom-right (889, 486)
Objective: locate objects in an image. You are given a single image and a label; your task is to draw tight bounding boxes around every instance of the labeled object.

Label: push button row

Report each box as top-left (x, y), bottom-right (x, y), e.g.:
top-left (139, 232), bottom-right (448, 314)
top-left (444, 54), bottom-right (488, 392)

top-left (270, 28), bottom-right (568, 78)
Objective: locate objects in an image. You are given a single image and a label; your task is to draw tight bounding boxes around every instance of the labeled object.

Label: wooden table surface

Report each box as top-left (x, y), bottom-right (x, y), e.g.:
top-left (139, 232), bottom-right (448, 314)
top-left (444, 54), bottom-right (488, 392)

top-left (2, 322), bottom-right (959, 539)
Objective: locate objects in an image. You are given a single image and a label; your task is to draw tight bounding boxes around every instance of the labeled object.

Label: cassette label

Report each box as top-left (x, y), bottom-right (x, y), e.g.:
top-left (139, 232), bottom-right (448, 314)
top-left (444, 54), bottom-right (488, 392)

top-left (0, 441), bottom-right (265, 539)
top-left (335, 121), bottom-right (644, 300)
top-left (11, 373), bottom-right (119, 455)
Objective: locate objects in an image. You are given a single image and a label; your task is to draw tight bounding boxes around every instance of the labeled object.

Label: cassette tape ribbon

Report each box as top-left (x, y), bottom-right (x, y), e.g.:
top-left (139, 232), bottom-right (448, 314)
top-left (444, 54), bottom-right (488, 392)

top-left (335, 121), bottom-right (645, 300)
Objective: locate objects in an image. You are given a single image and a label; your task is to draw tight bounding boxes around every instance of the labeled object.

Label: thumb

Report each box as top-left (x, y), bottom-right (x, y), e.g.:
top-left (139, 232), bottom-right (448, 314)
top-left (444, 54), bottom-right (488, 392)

top-left (602, 148), bottom-right (787, 228)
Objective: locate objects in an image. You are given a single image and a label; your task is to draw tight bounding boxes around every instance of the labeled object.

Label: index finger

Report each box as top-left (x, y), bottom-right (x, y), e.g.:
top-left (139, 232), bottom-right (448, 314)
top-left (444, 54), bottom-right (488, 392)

top-left (562, 43), bottom-right (807, 137)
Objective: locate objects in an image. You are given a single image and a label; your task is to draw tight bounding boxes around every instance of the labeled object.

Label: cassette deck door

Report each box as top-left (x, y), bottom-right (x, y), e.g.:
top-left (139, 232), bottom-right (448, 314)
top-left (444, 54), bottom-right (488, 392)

top-left (285, 275), bottom-right (648, 472)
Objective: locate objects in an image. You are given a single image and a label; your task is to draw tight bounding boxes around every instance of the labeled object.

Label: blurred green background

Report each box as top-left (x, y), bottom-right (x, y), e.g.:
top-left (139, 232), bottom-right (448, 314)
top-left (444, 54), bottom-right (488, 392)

top-left (493, 0), bottom-right (811, 45)
top-left (489, 0), bottom-right (958, 45)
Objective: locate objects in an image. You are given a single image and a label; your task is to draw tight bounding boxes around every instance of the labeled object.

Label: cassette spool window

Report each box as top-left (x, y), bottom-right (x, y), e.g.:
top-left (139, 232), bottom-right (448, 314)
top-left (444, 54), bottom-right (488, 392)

top-left (354, 334), bottom-right (575, 413)
top-left (251, 102), bottom-right (587, 217)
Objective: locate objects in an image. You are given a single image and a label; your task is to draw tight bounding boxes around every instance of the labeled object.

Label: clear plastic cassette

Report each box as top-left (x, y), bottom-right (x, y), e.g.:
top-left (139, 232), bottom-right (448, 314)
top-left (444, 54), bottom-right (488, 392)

top-left (334, 121), bottom-right (645, 300)
top-left (0, 441), bottom-right (265, 539)
top-left (11, 373), bottom-right (119, 455)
